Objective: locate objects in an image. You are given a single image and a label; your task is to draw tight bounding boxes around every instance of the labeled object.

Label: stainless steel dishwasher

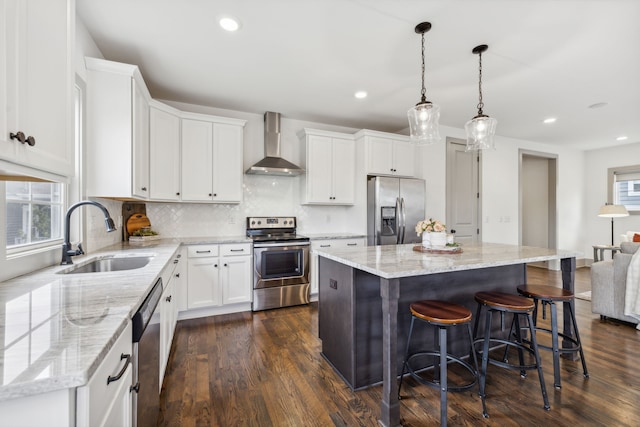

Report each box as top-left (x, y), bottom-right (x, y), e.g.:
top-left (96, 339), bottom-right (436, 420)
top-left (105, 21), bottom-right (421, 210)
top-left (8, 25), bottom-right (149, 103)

top-left (131, 277), bottom-right (163, 427)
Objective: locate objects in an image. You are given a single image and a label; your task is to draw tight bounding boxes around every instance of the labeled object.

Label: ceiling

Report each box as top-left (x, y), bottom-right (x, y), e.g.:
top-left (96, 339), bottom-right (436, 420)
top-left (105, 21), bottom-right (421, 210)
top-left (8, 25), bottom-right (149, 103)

top-left (77, 0), bottom-right (640, 151)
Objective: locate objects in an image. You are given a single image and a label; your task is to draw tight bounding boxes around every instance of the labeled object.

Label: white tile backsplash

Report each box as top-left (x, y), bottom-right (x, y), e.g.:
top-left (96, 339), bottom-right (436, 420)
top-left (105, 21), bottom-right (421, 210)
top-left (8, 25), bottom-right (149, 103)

top-left (146, 175), bottom-right (363, 237)
top-left (87, 175), bottom-right (366, 245)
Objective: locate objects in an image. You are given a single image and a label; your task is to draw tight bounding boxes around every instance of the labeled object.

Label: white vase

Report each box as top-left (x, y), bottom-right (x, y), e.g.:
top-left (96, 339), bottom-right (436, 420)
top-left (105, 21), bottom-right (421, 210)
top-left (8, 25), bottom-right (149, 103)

top-left (429, 232), bottom-right (447, 248)
top-left (422, 232), bottom-right (431, 248)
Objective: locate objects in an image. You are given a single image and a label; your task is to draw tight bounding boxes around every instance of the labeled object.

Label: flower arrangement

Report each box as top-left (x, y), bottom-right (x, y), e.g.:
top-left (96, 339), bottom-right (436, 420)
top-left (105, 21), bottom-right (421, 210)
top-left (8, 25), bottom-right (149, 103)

top-left (415, 218), bottom-right (446, 236)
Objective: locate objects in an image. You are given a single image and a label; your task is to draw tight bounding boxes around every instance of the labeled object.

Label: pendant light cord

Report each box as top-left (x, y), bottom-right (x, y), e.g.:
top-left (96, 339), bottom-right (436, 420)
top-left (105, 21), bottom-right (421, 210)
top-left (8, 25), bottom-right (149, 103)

top-left (477, 50), bottom-right (484, 115)
top-left (420, 31), bottom-right (427, 104)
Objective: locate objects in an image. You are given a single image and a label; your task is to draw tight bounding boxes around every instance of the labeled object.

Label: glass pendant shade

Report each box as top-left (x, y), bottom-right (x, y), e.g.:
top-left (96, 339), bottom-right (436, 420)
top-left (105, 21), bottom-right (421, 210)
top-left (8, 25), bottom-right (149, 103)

top-left (465, 115), bottom-right (497, 151)
top-left (408, 101), bottom-right (441, 144)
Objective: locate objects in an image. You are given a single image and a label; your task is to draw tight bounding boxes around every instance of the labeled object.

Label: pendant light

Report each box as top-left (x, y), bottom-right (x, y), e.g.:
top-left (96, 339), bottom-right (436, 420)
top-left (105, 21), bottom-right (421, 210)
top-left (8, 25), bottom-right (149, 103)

top-left (407, 22), bottom-right (441, 144)
top-left (465, 44), bottom-right (497, 151)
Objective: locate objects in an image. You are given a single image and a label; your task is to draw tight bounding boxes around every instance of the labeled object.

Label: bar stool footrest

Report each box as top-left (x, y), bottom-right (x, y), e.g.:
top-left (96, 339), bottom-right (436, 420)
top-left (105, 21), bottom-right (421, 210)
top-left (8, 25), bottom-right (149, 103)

top-left (405, 351), bottom-right (478, 392)
top-left (474, 339), bottom-right (540, 371)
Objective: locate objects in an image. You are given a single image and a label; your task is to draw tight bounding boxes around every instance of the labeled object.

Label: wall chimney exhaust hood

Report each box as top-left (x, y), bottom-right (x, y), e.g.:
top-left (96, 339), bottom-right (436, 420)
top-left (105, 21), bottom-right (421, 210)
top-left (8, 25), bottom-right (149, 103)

top-left (246, 112), bottom-right (305, 176)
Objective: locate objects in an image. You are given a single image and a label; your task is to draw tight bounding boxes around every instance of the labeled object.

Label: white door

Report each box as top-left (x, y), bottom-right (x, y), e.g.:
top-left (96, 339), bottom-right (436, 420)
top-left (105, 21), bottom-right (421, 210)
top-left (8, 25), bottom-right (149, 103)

top-left (149, 105), bottom-right (181, 201)
top-left (446, 138), bottom-right (480, 245)
top-left (221, 256), bottom-right (252, 304)
top-left (187, 257), bottom-right (220, 309)
top-left (181, 119), bottom-right (213, 201)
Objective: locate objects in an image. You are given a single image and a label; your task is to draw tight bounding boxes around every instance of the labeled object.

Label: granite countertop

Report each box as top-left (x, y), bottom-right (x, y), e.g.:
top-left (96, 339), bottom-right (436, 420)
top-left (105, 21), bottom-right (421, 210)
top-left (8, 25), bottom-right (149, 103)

top-left (315, 242), bottom-right (581, 279)
top-left (304, 233), bottom-right (367, 240)
top-left (0, 235), bottom-right (251, 402)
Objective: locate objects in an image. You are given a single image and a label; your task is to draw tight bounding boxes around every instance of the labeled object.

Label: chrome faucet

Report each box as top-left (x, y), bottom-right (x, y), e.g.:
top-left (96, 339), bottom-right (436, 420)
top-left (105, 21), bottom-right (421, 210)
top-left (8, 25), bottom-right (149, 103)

top-left (61, 200), bottom-right (117, 265)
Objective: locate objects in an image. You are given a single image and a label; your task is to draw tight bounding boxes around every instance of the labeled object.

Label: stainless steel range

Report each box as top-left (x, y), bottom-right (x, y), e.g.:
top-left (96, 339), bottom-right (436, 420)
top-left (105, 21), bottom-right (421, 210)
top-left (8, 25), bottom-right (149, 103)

top-left (246, 216), bottom-right (310, 311)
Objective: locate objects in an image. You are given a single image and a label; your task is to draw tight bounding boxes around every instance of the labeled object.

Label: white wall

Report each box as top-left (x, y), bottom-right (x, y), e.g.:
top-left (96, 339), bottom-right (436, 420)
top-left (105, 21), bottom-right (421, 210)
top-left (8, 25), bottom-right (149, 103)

top-left (417, 125), bottom-right (586, 257)
top-left (584, 142), bottom-right (640, 256)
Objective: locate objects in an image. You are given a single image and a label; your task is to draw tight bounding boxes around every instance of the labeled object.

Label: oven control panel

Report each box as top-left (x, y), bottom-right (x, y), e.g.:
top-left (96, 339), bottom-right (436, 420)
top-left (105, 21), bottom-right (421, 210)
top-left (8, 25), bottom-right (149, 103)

top-left (247, 216), bottom-right (297, 229)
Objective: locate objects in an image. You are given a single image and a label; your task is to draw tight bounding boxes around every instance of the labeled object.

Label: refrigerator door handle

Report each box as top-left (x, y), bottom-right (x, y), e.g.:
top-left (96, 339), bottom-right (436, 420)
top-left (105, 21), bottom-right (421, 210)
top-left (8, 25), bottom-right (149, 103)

top-left (395, 197), bottom-right (401, 244)
top-left (400, 197), bottom-right (406, 243)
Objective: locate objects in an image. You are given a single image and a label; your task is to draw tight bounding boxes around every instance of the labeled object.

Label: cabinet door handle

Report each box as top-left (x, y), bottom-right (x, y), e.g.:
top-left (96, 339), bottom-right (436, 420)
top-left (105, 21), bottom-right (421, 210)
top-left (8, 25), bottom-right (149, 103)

top-left (141, 187), bottom-right (147, 191)
top-left (175, 273), bottom-right (180, 278)
top-left (173, 259), bottom-right (179, 264)
top-left (224, 263), bottom-right (228, 267)
top-left (107, 353), bottom-right (131, 385)
top-left (176, 192), bottom-right (180, 196)
top-left (214, 264), bottom-right (218, 267)
top-left (196, 250), bottom-right (211, 254)
top-left (10, 131), bottom-right (26, 143)
top-left (166, 295), bottom-right (172, 302)
top-left (10, 132), bottom-right (36, 146)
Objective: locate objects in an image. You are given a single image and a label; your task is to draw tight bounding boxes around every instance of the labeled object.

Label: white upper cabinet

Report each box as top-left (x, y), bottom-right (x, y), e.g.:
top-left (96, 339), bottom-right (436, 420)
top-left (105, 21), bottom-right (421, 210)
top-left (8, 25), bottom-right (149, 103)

top-left (180, 112), bottom-right (245, 203)
top-left (356, 130), bottom-right (416, 178)
top-left (0, 0), bottom-right (74, 177)
top-left (299, 128), bottom-right (355, 205)
top-left (149, 101), bottom-right (181, 201)
top-left (85, 57), bottom-right (151, 199)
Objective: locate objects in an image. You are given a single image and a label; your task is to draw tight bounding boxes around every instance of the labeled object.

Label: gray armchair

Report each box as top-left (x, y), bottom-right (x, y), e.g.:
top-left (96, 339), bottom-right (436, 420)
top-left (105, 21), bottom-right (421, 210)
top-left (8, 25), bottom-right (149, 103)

top-left (591, 241), bottom-right (640, 325)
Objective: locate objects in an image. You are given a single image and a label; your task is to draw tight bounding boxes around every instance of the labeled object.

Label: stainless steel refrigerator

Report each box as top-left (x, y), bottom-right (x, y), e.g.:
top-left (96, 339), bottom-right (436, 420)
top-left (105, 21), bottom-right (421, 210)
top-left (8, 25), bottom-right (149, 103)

top-left (367, 176), bottom-right (426, 246)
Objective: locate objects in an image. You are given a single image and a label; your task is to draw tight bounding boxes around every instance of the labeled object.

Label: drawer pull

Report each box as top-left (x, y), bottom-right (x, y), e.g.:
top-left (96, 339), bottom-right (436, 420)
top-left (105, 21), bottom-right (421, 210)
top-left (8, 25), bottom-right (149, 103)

top-left (107, 353), bottom-right (131, 385)
top-left (229, 249), bottom-right (245, 252)
top-left (347, 243), bottom-right (358, 246)
top-left (196, 250), bottom-right (211, 254)
top-left (320, 244), bottom-right (331, 248)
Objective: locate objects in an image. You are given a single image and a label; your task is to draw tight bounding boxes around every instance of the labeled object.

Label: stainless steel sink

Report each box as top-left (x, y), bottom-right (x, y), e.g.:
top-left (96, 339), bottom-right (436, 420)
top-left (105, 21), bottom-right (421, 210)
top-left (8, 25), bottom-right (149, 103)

top-left (59, 255), bottom-right (153, 274)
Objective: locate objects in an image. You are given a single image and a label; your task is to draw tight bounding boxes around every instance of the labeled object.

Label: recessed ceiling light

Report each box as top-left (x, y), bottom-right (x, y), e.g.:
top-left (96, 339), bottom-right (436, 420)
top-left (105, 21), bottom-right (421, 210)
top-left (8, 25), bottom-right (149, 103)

top-left (219, 16), bottom-right (240, 32)
top-left (616, 136), bottom-right (628, 141)
top-left (543, 117), bottom-right (557, 124)
top-left (354, 91), bottom-right (368, 99)
top-left (588, 102), bottom-right (608, 109)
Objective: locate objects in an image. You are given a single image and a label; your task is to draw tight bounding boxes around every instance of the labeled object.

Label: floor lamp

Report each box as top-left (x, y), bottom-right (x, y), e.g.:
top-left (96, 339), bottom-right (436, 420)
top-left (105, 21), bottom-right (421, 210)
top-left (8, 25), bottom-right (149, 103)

top-left (598, 204), bottom-right (629, 245)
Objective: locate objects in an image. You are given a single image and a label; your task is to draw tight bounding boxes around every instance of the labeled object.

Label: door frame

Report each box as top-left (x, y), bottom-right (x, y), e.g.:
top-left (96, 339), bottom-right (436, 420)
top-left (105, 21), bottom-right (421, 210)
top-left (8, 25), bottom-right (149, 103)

top-left (446, 137), bottom-right (482, 243)
top-left (519, 149), bottom-right (558, 267)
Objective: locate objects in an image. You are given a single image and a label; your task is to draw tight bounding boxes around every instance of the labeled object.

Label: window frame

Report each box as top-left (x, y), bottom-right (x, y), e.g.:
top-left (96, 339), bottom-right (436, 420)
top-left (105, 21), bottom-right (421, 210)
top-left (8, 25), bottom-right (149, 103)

top-left (5, 181), bottom-right (65, 254)
top-left (607, 165), bottom-right (640, 215)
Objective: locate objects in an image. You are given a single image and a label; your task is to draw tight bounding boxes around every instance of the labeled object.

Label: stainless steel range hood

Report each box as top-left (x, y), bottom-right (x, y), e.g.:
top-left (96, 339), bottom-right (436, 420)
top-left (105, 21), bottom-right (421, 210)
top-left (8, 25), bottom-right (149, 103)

top-left (246, 112), bottom-right (305, 176)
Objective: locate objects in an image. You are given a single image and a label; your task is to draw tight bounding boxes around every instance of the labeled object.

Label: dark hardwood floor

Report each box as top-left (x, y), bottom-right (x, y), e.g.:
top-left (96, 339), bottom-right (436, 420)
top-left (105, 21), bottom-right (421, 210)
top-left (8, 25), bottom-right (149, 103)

top-left (159, 266), bottom-right (640, 426)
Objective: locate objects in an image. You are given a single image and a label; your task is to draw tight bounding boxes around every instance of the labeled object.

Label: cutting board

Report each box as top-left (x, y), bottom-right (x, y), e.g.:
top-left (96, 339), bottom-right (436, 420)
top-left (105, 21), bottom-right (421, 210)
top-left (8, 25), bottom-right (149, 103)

top-left (126, 213), bottom-right (151, 234)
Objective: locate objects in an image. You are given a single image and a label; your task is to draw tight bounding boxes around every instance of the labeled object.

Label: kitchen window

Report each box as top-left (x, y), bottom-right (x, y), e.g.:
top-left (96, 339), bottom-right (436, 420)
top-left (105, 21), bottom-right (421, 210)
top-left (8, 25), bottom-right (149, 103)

top-left (608, 165), bottom-right (640, 213)
top-left (5, 181), bottom-right (64, 250)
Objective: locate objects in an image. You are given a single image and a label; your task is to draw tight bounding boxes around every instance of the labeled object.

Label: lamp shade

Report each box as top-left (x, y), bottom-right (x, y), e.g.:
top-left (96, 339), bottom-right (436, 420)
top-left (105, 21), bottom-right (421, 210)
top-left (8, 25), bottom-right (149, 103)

top-left (465, 115), bottom-right (497, 151)
top-left (408, 102), bottom-right (441, 144)
top-left (598, 204), bottom-right (629, 218)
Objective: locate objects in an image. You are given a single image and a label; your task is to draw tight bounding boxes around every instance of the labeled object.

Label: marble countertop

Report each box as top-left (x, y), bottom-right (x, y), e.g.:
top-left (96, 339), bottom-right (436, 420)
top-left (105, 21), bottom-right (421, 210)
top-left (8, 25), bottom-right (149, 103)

top-left (0, 236), bottom-right (251, 402)
top-left (316, 242), bottom-right (581, 279)
top-left (304, 233), bottom-right (367, 240)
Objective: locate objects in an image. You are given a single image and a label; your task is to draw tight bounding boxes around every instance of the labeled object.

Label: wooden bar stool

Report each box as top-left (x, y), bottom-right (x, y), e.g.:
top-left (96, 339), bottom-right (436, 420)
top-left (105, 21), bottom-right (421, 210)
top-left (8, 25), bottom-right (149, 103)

top-left (473, 291), bottom-right (550, 418)
top-left (517, 284), bottom-right (589, 389)
top-left (398, 300), bottom-right (479, 427)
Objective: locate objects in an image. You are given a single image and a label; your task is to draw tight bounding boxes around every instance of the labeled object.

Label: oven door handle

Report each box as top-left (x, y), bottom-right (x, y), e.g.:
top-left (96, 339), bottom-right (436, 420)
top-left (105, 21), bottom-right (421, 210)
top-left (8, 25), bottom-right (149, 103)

top-left (253, 241), bottom-right (310, 248)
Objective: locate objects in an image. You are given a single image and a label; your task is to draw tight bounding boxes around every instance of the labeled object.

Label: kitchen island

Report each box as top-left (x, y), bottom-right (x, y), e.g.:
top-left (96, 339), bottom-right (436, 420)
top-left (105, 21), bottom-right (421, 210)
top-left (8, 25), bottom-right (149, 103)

top-left (316, 242), bottom-right (579, 427)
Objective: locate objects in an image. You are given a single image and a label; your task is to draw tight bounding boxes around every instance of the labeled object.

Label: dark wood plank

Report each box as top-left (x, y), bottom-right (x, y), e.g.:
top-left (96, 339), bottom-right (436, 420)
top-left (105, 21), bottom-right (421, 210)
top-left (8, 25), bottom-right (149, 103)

top-left (159, 266), bottom-right (640, 426)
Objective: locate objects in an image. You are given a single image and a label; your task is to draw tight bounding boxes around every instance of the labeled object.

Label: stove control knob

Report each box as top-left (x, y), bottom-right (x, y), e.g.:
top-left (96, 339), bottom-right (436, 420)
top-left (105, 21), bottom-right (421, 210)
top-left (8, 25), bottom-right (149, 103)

top-left (251, 220), bottom-right (255, 225)
top-left (257, 220), bottom-right (262, 225)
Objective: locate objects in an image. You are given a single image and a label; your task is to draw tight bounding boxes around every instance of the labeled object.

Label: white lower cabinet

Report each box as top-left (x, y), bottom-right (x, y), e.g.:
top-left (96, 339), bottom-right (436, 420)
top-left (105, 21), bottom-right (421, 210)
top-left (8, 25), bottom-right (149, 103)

top-left (76, 322), bottom-right (133, 427)
top-left (310, 238), bottom-right (366, 295)
top-left (186, 243), bottom-right (252, 314)
top-left (160, 252), bottom-right (181, 383)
